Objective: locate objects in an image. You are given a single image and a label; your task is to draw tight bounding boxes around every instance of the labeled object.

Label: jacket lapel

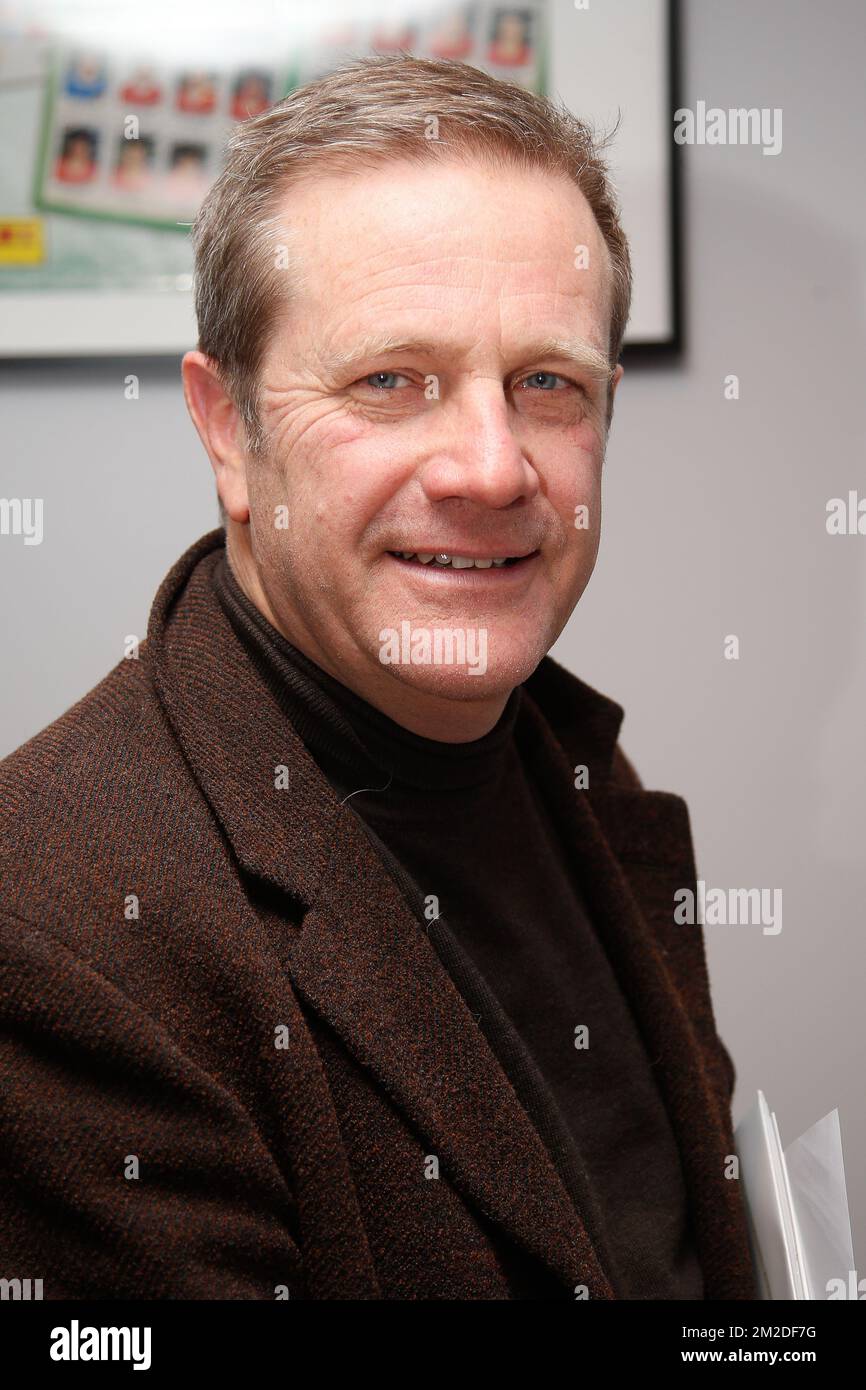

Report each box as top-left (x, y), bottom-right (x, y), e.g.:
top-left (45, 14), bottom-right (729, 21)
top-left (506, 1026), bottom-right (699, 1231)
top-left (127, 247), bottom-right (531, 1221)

top-left (289, 801), bottom-right (615, 1298)
top-left (520, 659), bottom-right (756, 1299)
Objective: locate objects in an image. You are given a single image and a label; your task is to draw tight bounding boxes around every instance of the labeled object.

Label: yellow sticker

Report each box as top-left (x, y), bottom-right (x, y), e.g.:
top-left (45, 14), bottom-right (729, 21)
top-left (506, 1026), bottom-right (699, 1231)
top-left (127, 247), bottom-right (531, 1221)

top-left (0, 218), bottom-right (45, 265)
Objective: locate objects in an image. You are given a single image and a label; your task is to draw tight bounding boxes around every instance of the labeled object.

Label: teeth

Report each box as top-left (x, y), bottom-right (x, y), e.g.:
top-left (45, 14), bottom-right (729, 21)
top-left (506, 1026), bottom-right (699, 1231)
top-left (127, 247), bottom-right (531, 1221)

top-left (391, 551), bottom-right (516, 568)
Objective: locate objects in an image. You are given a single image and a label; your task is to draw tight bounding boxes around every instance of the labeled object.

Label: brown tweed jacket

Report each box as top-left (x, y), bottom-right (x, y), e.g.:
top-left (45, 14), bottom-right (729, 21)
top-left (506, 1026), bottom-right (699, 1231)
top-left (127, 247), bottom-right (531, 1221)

top-left (0, 528), bottom-right (757, 1300)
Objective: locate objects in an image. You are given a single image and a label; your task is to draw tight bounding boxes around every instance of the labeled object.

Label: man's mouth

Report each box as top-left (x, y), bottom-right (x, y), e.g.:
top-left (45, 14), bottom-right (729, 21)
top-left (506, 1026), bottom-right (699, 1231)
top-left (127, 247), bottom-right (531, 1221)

top-left (386, 550), bottom-right (539, 570)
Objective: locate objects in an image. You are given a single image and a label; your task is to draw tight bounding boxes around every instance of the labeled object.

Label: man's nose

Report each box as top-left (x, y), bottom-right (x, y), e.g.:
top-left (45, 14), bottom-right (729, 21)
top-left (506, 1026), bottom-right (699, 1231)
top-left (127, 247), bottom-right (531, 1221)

top-left (417, 381), bottom-right (540, 509)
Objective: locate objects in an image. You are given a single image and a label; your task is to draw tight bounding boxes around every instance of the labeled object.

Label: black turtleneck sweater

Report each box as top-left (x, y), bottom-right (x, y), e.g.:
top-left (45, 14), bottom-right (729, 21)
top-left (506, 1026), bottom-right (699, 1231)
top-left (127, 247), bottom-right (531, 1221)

top-left (212, 552), bottom-right (704, 1300)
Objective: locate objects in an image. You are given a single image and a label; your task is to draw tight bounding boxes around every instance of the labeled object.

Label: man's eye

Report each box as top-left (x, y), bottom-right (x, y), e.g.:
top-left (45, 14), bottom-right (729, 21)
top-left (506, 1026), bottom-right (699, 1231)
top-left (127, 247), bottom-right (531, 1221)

top-left (362, 371), bottom-right (412, 391)
top-left (517, 371), bottom-right (575, 392)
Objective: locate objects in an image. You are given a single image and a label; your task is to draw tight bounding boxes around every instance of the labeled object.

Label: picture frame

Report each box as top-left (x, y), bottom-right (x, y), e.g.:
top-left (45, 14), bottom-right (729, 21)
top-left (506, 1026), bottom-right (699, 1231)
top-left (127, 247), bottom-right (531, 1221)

top-left (0, 0), bottom-right (678, 357)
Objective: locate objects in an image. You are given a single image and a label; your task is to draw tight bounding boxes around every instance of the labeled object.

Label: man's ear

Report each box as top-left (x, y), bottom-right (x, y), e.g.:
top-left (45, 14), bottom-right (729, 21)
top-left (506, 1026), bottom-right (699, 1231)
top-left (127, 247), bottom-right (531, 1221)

top-left (181, 351), bottom-right (250, 524)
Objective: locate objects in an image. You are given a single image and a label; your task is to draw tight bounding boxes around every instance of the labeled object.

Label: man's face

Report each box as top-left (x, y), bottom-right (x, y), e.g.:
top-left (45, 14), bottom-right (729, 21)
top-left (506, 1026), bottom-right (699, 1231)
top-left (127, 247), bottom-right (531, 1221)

top-left (244, 157), bottom-right (621, 720)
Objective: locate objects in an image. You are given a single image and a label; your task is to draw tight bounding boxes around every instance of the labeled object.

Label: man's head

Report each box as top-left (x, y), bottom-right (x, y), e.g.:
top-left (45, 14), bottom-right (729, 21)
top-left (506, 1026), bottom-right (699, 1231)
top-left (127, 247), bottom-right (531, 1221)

top-left (182, 54), bottom-right (631, 739)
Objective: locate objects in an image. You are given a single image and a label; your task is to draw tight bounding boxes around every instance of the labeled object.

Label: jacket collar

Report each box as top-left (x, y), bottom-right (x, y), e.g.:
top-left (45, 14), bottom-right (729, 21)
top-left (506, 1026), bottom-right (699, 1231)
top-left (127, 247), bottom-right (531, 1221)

top-left (524, 644), bottom-right (625, 785)
top-left (148, 529), bottom-right (753, 1299)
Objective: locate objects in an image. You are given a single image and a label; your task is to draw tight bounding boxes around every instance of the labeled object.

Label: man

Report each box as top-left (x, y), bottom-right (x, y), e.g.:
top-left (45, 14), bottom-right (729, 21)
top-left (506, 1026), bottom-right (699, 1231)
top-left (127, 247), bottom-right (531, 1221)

top-left (0, 55), bottom-right (757, 1300)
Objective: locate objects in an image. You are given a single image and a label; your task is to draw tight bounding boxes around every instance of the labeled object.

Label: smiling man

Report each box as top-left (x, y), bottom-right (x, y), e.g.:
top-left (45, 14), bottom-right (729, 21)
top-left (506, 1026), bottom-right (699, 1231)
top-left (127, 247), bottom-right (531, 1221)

top-left (0, 55), bottom-right (757, 1300)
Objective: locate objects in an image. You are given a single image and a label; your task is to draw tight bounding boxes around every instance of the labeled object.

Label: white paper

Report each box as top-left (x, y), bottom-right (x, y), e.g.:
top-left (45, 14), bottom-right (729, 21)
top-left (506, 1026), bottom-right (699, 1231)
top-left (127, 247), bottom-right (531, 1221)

top-left (735, 1090), bottom-right (856, 1300)
top-left (784, 1107), bottom-right (855, 1300)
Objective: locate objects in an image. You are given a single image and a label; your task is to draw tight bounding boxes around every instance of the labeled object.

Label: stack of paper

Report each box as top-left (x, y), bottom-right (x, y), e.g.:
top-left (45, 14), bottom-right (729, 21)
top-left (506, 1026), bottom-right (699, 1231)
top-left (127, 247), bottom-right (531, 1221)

top-left (734, 1090), bottom-right (856, 1299)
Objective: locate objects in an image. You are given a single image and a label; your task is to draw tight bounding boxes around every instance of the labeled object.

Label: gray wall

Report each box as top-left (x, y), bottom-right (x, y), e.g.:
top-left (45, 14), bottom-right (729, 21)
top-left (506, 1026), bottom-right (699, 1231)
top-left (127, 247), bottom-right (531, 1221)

top-left (2, 0), bottom-right (864, 1273)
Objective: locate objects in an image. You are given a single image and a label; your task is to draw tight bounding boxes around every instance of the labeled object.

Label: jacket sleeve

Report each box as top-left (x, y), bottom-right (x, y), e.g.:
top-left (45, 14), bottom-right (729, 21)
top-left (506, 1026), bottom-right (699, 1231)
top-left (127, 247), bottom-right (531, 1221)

top-left (0, 911), bottom-right (305, 1299)
top-left (713, 1031), bottom-right (738, 1102)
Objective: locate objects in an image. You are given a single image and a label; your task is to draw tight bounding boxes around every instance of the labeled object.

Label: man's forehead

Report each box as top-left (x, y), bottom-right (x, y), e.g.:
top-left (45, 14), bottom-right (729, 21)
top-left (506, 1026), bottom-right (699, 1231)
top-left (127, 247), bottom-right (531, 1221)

top-left (269, 160), bottom-right (614, 362)
top-left (275, 156), bottom-right (610, 281)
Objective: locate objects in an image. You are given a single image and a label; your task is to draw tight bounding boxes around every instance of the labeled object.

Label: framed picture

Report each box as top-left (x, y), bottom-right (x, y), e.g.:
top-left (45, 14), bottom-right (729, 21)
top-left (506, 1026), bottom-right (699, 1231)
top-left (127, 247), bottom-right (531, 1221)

top-left (0, 0), bottom-right (677, 356)
top-left (549, 0), bottom-right (680, 351)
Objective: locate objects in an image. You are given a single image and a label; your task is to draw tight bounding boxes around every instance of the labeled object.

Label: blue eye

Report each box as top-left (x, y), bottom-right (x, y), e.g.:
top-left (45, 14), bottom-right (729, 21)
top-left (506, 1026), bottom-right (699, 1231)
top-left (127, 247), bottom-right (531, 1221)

top-left (521, 371), bottom-right (569, 391)
top-left (365, 371), bottom-right (406, 390)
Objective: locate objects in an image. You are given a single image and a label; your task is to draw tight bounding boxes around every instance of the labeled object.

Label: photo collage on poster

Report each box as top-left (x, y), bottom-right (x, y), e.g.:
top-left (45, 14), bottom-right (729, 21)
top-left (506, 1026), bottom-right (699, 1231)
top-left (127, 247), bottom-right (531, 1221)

top-left (36, 54), bottom-right (288, 228)
top-left (294, 3), bottom-right (545, 88)
top-left (35, 3), bottom-right (546, 231)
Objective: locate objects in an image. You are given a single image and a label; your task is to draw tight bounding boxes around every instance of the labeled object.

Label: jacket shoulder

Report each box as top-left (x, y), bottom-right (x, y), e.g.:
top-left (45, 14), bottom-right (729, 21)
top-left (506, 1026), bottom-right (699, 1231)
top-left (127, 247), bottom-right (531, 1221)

top-left (0, 647), bottom-right (219, 926)
top-left (1, 648), bottom-right (155, 817)
top-left (609, 742), bottom-right (644, 792)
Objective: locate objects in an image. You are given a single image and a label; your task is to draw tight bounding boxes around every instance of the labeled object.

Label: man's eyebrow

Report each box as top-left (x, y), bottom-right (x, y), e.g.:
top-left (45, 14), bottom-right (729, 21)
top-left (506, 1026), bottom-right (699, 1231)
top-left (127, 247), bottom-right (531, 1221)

top-left (525, 337), bottom-right (615, 385)
top-left (319, 333), bottom-right (614, 384)
top-left (320, 336), bottom-right (440, 374)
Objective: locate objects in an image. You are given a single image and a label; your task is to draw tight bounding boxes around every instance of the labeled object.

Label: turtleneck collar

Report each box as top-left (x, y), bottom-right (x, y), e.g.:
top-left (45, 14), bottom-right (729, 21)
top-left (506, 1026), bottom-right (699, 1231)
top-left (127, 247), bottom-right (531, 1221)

top-left (211, 551), bottom-right (522, 797)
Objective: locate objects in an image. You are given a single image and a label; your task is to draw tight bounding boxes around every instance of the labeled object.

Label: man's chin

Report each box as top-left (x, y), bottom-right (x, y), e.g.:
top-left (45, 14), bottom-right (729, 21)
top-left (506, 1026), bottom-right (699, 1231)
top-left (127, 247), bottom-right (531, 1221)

top-left (371, 641), bottom-right (543, 704)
